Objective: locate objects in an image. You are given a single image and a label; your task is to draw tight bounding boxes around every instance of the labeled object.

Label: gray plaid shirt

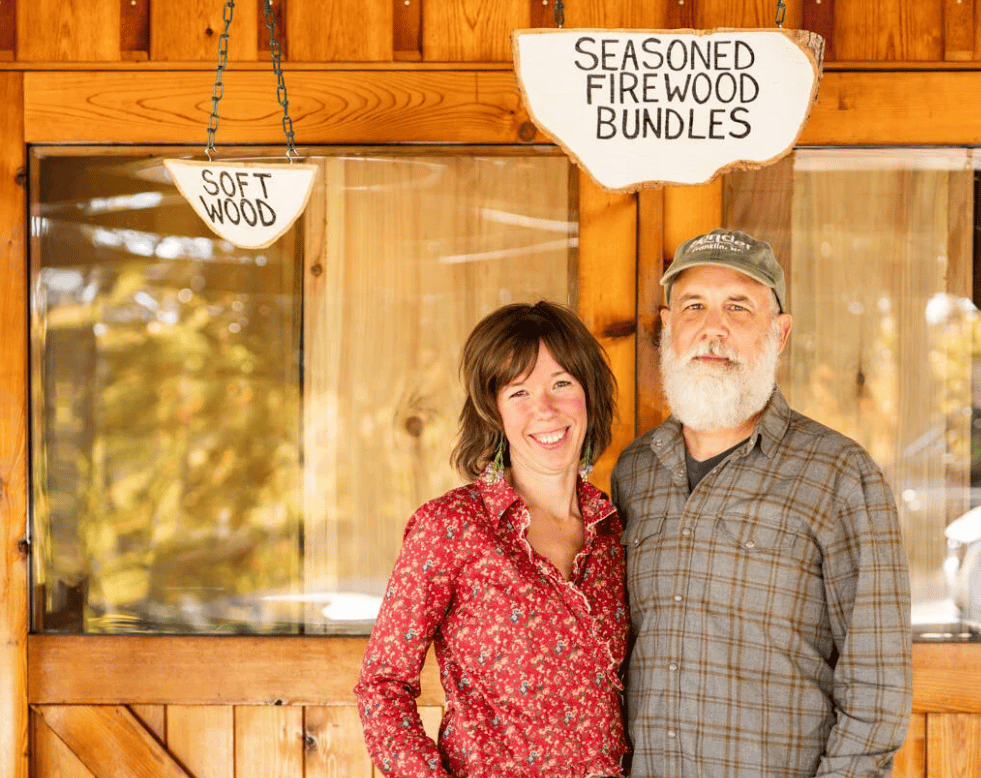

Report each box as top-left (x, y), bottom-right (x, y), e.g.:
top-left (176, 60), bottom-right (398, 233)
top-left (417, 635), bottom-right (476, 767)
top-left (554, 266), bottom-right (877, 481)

top-left (612, 388), bottom-right (912, 778)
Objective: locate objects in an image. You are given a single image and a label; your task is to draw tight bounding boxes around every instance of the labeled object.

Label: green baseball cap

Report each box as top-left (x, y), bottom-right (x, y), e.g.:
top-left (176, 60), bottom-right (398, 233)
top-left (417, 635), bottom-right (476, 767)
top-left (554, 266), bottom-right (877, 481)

top-left (660, 228), bottom-right (786, 312)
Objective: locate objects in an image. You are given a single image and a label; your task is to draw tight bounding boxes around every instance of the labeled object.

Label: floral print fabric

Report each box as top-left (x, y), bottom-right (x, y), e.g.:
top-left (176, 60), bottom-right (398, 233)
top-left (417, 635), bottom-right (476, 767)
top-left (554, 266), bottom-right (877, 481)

top-left (355, 473), bottom-right (629, 778)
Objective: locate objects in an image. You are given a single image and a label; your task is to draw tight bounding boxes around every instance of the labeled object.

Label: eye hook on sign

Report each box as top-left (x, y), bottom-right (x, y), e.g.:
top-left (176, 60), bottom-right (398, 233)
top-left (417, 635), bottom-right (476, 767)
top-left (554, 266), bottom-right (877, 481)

top-left (775, 0), bottom-right (787, 28)
top-left (554, 0), bottom-right (565, 29)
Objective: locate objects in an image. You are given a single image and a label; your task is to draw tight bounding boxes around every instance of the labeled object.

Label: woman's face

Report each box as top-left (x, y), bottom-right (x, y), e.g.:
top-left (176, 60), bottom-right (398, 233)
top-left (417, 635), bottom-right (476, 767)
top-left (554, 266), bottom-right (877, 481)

top-left (496, 342), bottom-right (588, 480)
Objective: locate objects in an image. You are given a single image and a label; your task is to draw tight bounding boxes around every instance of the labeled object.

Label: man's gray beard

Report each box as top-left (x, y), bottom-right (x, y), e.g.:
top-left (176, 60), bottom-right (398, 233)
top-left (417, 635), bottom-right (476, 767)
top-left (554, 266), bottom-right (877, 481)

top-left (660, 321), bottom-right (781, 431)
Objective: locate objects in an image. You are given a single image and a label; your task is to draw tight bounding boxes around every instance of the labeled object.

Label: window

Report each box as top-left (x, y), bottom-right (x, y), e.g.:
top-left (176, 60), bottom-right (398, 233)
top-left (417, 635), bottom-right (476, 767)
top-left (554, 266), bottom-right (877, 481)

top-left (31, 147), bottom-right (576, 634)
top-left (724, 148), bottom-right (981, 640)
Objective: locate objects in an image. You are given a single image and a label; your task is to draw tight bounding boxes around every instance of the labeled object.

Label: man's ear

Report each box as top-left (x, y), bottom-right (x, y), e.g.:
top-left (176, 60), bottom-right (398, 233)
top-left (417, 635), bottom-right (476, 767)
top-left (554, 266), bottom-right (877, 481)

top-left (776, 312), bottom-right (793, 351)
top-left (659, 305), bottom-right (670, 328)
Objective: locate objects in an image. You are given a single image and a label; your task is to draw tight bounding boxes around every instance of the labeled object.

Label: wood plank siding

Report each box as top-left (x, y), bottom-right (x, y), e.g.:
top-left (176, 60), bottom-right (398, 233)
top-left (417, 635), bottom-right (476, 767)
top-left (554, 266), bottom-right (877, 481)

top-left (4, 1), bottom-right (981, 777)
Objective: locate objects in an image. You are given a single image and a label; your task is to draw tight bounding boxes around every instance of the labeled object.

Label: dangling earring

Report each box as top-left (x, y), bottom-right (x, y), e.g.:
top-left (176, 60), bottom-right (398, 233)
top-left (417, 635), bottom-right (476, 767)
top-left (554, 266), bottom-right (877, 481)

top-left (579, 440), bottom-right (594, 480)
top-left (485, 434), bottom-right (506, 484)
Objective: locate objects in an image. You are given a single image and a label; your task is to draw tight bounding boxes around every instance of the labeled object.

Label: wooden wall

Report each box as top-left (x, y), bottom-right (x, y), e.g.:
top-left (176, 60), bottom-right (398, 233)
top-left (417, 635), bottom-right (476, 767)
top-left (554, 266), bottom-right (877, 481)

top-left (3, 1), bottom-right (981, 777)
top-left (1, 0), bottom-right (981, 65)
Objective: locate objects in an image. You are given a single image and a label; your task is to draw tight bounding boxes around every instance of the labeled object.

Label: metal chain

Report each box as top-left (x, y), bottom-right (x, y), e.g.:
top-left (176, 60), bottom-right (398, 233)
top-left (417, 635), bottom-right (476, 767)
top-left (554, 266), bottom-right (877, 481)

top-left (554, 0), bottom-right (565, 28)
top-left (262, 0), bottom-right (298, 160)
top-left (205, 0), bottom-right (298, 161)
top-left (205, 0), bottom-right (235, 160)
top-left (775, 0), bottom-right (787, 28)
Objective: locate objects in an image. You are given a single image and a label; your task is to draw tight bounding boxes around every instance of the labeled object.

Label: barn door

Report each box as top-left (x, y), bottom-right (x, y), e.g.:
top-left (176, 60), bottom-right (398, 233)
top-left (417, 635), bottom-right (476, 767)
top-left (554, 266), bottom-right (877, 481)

top-left (26, 147), bottom-right (637, 777)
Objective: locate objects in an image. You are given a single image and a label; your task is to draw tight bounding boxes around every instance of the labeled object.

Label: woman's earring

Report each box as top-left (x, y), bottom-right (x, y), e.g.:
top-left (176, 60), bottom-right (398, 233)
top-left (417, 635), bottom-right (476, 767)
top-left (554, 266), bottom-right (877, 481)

top-left (486, 434), bottom-right (506, 484)
top-left (579, 440), bottom-right (593, 480)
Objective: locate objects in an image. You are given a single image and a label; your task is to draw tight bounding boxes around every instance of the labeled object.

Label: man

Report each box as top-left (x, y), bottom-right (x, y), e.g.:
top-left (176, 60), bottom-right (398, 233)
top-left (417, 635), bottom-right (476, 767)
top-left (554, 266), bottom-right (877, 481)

top-left (612, 228), bottom-right (912, 778)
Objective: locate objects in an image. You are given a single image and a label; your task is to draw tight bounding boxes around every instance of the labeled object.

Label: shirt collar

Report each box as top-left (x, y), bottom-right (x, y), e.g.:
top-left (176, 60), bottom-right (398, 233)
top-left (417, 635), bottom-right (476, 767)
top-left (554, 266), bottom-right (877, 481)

top-left (650, 385), bottom-right (791, 461)
top-left (751, 386), bottom-right (791, 458)
top-left (476, 466), bottom-right (618, 533)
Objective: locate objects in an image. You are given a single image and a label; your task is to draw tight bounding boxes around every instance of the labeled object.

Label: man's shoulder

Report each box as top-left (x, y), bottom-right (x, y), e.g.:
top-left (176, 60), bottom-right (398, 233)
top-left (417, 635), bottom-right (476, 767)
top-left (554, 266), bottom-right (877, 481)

top-left (615, 428), bottom-right (659, 468)
top-left (782, 405), bottom-right (881, 471)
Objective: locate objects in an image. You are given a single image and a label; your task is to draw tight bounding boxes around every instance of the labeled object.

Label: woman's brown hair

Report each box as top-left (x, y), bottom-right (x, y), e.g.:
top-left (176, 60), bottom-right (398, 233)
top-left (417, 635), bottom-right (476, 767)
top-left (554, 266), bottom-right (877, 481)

top-left (451, 300), bottom-right (617, 480)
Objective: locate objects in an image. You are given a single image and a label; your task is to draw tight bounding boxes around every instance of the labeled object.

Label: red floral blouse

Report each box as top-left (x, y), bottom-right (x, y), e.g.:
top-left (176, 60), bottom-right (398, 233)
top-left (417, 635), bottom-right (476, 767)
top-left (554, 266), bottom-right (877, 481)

top-left (354, 473), bottom-right (629, 778)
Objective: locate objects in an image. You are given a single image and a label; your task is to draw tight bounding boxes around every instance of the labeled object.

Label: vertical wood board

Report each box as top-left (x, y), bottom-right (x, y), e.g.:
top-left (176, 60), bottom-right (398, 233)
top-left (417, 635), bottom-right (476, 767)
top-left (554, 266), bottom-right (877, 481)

top-left (305, 706), bottom-right (374, 778)
top-left (577, 172), bottom-right (636, 492)
top-left (167, 706), bottom-right (234, 778)
top-left (0, 70), bottom-right (28, 778)
top-left (150, 0), bottom-right (259, 62)
top-left (16, 0), bottom-right (121, 61)
top-left (833, 0), bottom-right (943, 60)
top-left (235, 706), bottom-right (304, 778)
top-left (287, 0), bottom-right (392, 61)
top-left (423, 0), bottom-right (529, 62)
top-left (636, 188), bottom-right (667, 436)
top-left (927, 713), bottom-right (981, 778)
top-left (893, 712), bottom-right (925, 778)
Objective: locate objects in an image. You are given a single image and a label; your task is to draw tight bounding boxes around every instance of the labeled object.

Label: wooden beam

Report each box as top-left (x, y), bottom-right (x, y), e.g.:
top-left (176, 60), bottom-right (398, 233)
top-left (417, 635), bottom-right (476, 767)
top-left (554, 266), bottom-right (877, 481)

top-left (636, 187), bottom-right (667, 437)
top-left (912, 643), bottom-right (981, 713)
top-left (23, 70), bottom-right (529, 144)
top-left (0, 70), bottom-right (28, 778)
top-left (663, 181), bottom-right (723, 259)
top-left (29, 635), bottom-right (444, 706)
top-left (28, 69), bottom-right (981, 149)
top-left (35, 705), bottom-right (192, 778)
top-left (577, 171), bottom-right (637, 494)
top-left (800, 71), bottom-right (981, 144)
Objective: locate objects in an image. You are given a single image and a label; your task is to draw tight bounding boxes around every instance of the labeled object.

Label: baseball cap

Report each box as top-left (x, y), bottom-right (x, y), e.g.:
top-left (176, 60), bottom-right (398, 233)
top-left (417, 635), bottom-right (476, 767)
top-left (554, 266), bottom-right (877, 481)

top-left (660, 228), bottom-right (786, 312)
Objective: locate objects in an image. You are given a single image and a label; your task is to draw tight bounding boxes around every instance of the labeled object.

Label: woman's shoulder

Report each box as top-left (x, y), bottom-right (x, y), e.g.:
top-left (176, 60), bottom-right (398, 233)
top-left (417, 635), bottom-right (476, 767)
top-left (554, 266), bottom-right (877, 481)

top-left (405, 481), bottom-right (493, 538)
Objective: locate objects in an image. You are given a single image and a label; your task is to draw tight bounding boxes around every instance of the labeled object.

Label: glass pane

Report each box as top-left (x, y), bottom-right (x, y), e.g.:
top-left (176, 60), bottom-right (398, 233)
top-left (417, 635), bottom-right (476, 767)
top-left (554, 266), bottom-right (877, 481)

top-left (31, 152), bottom-right (304, 634)
top-left (30, 147), bottom-right (575, 635)
top-left (723, 148), bottom-right (981, 640)
top-left (301, 152), bottom-right (573, 632)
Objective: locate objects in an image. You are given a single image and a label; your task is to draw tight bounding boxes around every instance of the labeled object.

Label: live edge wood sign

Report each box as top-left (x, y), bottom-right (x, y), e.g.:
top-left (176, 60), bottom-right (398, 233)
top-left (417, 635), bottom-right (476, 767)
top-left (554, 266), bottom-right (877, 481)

top-left (513, 28), bottom-right (824, 192)
top-left (164, 160), bottom-right (318, 249)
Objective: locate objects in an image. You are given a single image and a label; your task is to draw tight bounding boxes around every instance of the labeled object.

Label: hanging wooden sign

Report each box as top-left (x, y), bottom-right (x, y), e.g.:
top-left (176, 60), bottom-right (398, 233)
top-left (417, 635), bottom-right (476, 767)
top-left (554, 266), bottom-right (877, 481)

top-left (164, 160), bottom-right (318, 249)
top-left (513, 28), bottom-right (824, 192)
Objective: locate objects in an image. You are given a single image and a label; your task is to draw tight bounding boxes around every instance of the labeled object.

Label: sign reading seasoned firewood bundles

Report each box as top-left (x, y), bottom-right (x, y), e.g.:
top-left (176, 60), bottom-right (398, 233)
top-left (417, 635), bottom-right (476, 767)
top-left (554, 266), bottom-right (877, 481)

top-left (513, 28), bottom-right (824, 192)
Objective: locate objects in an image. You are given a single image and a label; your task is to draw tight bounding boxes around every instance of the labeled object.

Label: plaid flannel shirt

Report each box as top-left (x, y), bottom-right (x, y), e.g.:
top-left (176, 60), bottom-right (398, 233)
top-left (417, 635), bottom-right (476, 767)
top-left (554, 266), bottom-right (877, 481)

top-left (612, 388), bottom-right (912, 778)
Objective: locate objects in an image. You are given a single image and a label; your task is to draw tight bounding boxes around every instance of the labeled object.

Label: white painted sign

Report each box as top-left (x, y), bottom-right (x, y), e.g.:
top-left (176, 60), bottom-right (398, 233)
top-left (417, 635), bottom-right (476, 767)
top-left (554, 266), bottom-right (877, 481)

top-left (164, 159), bottom-right (318, 249)
top-left (513, 28), bottom-right (824, 192)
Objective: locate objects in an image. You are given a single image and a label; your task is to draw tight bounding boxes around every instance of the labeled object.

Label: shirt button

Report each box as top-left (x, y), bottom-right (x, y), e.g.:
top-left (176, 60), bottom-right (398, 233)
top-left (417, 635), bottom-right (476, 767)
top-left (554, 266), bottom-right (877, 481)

top-left (667, 731), bottom-right (677, 739)
top-left (681, 528), bottom-right (691, 537)
top-left (744, 540), bottom-right (756, 549)
top-left (668, 663), bottom-right (678, 671)
top-left (633, 539), bottom-right (640, 547)
top-left (673, 594), bottom-right (683, 602)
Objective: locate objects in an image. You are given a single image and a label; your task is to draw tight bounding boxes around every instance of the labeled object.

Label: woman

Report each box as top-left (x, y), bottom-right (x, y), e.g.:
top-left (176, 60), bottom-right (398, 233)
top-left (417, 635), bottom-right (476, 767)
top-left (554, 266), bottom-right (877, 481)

top-left (355, 301), bottom-right (628, 778)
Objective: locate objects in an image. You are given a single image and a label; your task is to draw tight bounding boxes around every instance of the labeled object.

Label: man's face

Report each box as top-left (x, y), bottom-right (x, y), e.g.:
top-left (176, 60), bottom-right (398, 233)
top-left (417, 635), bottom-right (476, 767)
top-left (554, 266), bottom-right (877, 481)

top-left (661, 265), bottom-right (791, 367)
top-left (659, 265), bottom-right (792, 432)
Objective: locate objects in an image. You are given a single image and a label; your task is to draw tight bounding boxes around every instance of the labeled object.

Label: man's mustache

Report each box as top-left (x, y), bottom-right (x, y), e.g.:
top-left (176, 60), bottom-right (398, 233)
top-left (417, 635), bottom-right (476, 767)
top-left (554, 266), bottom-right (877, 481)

top-left (684, 339), bottom-right (744, 366)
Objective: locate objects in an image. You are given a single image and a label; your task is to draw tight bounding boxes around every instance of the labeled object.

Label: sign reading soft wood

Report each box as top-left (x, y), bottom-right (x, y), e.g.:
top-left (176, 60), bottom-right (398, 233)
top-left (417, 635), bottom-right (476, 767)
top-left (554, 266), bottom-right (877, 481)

top-left (513, 29), bottom-right (823, 191)
top-left (164, 160), bottom-right (318, 249)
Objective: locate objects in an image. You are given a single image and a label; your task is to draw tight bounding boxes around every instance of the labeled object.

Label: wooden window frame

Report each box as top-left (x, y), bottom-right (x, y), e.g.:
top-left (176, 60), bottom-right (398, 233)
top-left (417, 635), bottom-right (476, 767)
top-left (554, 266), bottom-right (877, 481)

top-left (5, 67), bottom-right (981, 778)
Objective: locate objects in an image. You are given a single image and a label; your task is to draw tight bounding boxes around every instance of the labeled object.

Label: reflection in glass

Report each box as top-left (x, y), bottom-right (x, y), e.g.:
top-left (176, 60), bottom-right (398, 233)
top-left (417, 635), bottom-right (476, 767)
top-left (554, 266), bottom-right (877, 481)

top-left (725, 148), bottom-right (981, 640)
top-left (30, 148), bottom-right (574, 635)
top-left (32, 154), bottom-right (304, 634)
